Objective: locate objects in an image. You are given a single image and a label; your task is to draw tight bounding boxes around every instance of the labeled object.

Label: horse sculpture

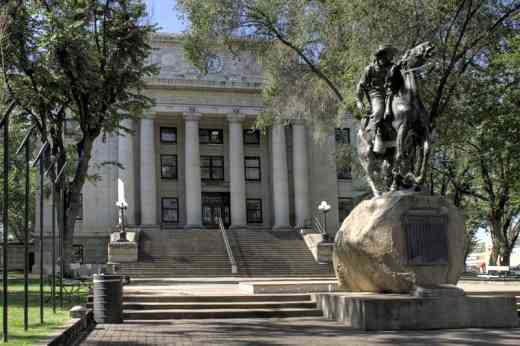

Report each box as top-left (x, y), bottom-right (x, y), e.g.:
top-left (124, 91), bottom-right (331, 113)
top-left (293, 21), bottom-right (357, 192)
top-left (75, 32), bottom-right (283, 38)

top-left (357, 42), bottom-right (434, 196)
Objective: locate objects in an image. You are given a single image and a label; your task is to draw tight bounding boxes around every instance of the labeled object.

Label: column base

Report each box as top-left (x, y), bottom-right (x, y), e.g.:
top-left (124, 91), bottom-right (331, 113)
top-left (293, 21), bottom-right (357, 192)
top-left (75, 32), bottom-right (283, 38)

top-left (273, 225), bottom-right (293, 231)
top-left (229, 224), bottom-right (248, 230)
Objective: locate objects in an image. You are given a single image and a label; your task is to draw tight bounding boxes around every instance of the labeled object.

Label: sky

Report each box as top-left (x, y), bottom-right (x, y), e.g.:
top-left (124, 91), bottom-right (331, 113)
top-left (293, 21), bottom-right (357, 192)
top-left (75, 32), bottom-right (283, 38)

top-left (147, 0), bottom-right (187, 33)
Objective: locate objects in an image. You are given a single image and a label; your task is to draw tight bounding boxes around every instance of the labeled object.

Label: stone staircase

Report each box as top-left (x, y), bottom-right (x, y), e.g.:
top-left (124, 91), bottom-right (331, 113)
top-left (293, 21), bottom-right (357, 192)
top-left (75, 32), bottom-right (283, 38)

top-left (229, 229), bottom-right (334, 277)
top-left (88, 294), bottom-right (322, 320)
top-left (117, 229), bottom-right (232, 278)
top-left (116, 228), bottom-right (334, 278)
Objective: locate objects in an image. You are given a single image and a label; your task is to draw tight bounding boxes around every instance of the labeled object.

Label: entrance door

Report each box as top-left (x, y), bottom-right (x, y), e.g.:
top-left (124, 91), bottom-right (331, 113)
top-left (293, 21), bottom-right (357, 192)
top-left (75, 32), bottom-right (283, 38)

top-left (202, 192), bottom-right (231, 229)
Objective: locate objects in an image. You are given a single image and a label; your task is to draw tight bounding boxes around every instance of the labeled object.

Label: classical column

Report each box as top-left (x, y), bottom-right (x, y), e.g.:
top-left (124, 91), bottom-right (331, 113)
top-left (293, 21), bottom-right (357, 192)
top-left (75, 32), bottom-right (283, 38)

top-left (292, 120), bottom-right (310, 229)
top-left (227, 113), bottom-right (247, 228)
top-left (271, 125), bottom-right (291, 228)
top-left (140, 116), bottom-right (157, 225)
top-left (184, 112), bottom-right (202, 228)
top-left (118, 118), bottom-right (136, 224)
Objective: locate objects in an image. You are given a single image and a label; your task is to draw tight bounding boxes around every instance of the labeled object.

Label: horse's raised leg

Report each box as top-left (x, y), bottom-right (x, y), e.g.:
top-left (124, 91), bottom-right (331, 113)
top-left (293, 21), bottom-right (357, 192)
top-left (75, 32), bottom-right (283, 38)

top-left (391, 122), bottom-right (407, 191)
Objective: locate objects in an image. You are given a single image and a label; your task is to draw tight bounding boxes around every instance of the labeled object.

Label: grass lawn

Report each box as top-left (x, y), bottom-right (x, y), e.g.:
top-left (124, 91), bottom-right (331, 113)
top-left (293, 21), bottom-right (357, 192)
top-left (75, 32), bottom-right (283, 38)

top-left (0, 275), bottom-right (89, 346)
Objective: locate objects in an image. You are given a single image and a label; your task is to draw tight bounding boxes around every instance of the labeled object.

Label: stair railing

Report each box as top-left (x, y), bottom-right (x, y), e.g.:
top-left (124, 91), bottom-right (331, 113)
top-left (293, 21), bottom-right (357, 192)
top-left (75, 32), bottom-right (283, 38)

top-left (217, 217), bottom-right (238, 274)
top-left (313, 216), bottom-right (331, 242)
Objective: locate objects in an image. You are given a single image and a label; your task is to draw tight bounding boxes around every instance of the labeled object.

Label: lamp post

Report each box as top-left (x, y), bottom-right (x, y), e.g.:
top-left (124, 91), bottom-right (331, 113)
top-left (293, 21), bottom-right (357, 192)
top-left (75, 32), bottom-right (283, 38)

top-left (318, 200), bottom-right (331, 241)
top-left (116, 200), bottom-right (128, 242)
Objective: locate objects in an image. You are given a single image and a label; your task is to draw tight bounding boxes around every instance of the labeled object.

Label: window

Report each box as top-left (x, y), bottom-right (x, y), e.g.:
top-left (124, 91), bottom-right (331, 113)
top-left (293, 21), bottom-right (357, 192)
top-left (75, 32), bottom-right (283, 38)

top-left (338, 198), bottom-right (354, 222)
top-left (76, 193), bottom-right (83, 220)
top-left (246, 199), bottom-right (263, 223)
top-left (245, 157), bottom-right (261, 181)
top-left (337, 166), bottom-right (352, 180)
top-left (335, 128), bottom-right (351, 145)
top-left (244, 129), bottom-right (260, 145)
top-left (64, 119), bottom-right (80, 136)
top-left (201, 156), bottom-right (224, 180)
top-left (160, 127), bottom-right (177, 143)
top-left (161, 198), bottom-right (179, 223)
top-left (199, 129), bottom-right (223, 144)
top-left (160, 155), bottom-right (177, 179)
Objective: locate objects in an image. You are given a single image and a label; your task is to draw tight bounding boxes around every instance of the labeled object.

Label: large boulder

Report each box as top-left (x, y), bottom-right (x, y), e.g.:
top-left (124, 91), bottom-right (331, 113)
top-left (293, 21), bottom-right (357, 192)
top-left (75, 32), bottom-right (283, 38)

top-left (334, 192), bottom-right (464, 293)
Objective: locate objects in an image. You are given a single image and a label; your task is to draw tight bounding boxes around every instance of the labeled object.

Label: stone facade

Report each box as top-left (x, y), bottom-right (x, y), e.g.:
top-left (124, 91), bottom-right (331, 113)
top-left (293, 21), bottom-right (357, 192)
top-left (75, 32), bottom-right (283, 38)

top-left (35, 33), bottom-right (359, 268)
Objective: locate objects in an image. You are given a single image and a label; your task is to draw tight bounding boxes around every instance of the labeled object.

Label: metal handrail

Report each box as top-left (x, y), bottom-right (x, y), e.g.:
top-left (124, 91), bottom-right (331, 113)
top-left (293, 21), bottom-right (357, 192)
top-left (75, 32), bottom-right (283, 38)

top-left (217, 217), bottom-right (238, 274)
top-left (313, 216), bottom-right (331, 242)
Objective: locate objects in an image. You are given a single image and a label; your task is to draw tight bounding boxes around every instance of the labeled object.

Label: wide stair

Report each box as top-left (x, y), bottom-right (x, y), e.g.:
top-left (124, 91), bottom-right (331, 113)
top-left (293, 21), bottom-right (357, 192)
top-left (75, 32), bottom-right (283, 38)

top-left (117, 229), bottom-right (232, 278)
top-left (117, 228), bottom-right (334, 278)
top-left (229, 229), bottom-right (334, 277)
top-left (88, 294), bottom-right (322, 320)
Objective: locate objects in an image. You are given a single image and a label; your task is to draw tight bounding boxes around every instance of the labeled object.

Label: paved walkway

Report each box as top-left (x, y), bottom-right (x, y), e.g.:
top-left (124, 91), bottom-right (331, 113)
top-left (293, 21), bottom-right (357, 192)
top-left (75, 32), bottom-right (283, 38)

top-left (81, 318), bottom-right (520, 346)
top-left (80, 280), bottom-right (520, 345)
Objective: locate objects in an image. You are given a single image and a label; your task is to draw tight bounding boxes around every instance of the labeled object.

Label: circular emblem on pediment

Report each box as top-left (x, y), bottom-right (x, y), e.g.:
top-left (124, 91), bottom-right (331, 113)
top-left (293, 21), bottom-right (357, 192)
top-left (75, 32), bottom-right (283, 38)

top-left (161, 53), bottom-right (176, 66)
top-left (207, 55), bottom-right (224, 73)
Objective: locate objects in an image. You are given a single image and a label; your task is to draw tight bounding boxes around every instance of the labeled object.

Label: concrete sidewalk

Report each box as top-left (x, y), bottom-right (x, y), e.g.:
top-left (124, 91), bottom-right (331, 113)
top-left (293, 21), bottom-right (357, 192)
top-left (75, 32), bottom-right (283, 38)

top-left (81, 317), bottom-right (520, 346)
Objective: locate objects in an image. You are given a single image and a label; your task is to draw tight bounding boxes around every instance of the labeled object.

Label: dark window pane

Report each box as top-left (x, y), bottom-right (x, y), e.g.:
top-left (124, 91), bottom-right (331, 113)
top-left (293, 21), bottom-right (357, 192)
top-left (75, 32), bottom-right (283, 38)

top-left (213, 157), bottom-right (224, 166)
top-left (213, 167), bottom-right (224, 179)
top-left (246, 199), bottom-right (262, 223)
top-left (335, 128), bottom-right (350, 145)
top-left (160, 127), bottom-right (177, 143)
top-left (244, 129), bottom-right (260, 145)
top-left (245, 158), bottom-right (260, 167)
top-left (246, 168), bottom-right (260, 180)
top-left (201, 167), bottom-right (211, 179)
top-left (160, 155), bottom-right (177, 179)
top-left (162, 198), bottom-right (179, 223)
top-left (337, 166), bottom-right (352, 180)
top-left (200, 129), bottom-right (223, 144)
top-left (245, 157), bottom-right (261, 181)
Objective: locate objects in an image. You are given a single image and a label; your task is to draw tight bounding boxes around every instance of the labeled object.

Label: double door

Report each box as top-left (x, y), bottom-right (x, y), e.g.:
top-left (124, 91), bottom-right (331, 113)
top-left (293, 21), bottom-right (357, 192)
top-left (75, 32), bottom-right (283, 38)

top-left (202, 192), bottom-right (231, 229)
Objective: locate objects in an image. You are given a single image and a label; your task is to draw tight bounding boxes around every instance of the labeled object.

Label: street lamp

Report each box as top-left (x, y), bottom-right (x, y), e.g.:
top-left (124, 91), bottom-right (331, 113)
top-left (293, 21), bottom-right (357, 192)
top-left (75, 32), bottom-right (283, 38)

top-left (115, 200), bottom-right (128, 242)
top-left (318, 201), bottom-right (331, 241)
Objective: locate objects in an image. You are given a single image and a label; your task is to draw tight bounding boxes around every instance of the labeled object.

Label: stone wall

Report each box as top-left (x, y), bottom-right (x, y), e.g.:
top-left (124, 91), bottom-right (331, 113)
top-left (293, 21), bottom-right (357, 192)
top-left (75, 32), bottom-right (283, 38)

top-left (0, 243), bottom-right (34, 271)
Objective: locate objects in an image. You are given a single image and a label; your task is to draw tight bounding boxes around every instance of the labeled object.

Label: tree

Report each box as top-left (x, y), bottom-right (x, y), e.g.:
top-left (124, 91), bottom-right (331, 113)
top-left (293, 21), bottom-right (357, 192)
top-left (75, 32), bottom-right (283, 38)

top-left (1, 0), bottom-right (157, 270)
top-left (432, 33), bottom-right (520, 265)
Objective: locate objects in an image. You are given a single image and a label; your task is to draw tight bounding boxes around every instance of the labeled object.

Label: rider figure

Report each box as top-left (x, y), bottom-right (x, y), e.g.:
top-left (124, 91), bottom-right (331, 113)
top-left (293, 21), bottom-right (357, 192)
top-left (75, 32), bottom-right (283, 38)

top-left (355, 45), bottom-right (400, 154)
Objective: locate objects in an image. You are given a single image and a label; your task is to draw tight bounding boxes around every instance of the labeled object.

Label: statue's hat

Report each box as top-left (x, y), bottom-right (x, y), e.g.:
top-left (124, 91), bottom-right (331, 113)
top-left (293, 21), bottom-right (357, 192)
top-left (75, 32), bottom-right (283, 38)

top-left (374, 45), bottom-right (399, 58)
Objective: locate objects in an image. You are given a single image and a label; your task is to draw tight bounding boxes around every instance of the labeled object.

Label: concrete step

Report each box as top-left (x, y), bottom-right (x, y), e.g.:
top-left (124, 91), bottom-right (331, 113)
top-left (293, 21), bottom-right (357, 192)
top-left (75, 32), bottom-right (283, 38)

top-left (88, 301), bottom-right (316, 310)
top-left (108, 294), bottom-right (312, 303)
top-left (123, 308), bottom-right (323, 320)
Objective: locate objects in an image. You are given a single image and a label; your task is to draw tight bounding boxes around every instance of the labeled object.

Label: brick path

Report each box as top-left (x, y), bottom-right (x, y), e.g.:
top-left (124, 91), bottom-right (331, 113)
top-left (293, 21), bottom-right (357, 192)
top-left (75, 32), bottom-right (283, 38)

top-left (80, 317), bottom-right (520, 346)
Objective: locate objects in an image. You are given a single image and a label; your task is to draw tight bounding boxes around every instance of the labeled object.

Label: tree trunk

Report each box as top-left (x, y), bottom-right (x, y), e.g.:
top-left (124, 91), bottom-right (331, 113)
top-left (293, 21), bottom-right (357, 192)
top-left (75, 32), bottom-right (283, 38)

top-left (59, 135), bottom-right (95, 275)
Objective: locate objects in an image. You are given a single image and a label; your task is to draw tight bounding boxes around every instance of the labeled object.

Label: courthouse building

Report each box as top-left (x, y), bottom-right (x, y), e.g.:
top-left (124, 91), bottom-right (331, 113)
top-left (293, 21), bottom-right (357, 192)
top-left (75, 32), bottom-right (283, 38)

top-left (37, 33), bottom-right (360, 266)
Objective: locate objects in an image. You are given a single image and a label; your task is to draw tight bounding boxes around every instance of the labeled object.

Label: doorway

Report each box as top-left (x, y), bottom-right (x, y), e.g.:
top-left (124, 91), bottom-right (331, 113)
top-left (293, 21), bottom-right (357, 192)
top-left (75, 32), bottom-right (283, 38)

top-left (202, 192), bottom-right (231, 229)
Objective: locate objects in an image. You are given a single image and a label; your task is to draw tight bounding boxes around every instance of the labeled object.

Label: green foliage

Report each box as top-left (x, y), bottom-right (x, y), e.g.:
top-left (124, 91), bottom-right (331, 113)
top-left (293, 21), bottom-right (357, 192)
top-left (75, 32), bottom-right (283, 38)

top-left (0, 0), bottom-right (157, 265)
top-left (0, 114), bottom-right (35, 242)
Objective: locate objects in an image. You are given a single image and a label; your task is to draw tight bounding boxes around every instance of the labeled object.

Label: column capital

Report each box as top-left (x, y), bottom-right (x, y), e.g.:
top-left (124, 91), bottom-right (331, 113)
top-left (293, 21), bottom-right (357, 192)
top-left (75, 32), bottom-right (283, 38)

top-left (227, 113), bottom-right (246, 123)
top-left (141, 113), bottom-right (156, 120)
top-left (183, 112), bottom-right (202, 122)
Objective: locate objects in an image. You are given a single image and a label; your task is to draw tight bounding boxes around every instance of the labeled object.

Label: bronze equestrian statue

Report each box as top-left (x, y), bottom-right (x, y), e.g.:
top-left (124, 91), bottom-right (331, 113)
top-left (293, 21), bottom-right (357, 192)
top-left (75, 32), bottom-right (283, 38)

top-left (356, 42), bottom-right (434, 196)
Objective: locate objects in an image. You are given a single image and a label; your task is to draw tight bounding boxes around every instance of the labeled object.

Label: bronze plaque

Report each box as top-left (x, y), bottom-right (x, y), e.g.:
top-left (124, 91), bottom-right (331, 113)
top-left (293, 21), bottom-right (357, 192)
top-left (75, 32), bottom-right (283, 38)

top-left (404, 209), bottom-right (448, 265)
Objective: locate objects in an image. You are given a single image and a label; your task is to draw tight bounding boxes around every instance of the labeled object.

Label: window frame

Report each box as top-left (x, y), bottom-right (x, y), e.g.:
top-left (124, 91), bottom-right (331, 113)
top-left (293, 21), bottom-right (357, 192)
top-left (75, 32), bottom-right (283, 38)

top-left (161, 197), bottom-right (179, 223)
top-left (160, 127), bottom-right (177, 144)
top-left (246, 198), bottom-right (263, 224)
top-left (335, 128), bottom-right (351, 145)
top-left (244, 156), bottom-right (261, 182)
top-left (199, 128), bottom-right (224, 144)
top-left (337, 166), bottom-right (352, 180)
top-left (200, 155), bottom-right (225, 181)
top-left (160, 154), bottom-right (178, 179)
top-left (243, 129), bottom-right (261, 145)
